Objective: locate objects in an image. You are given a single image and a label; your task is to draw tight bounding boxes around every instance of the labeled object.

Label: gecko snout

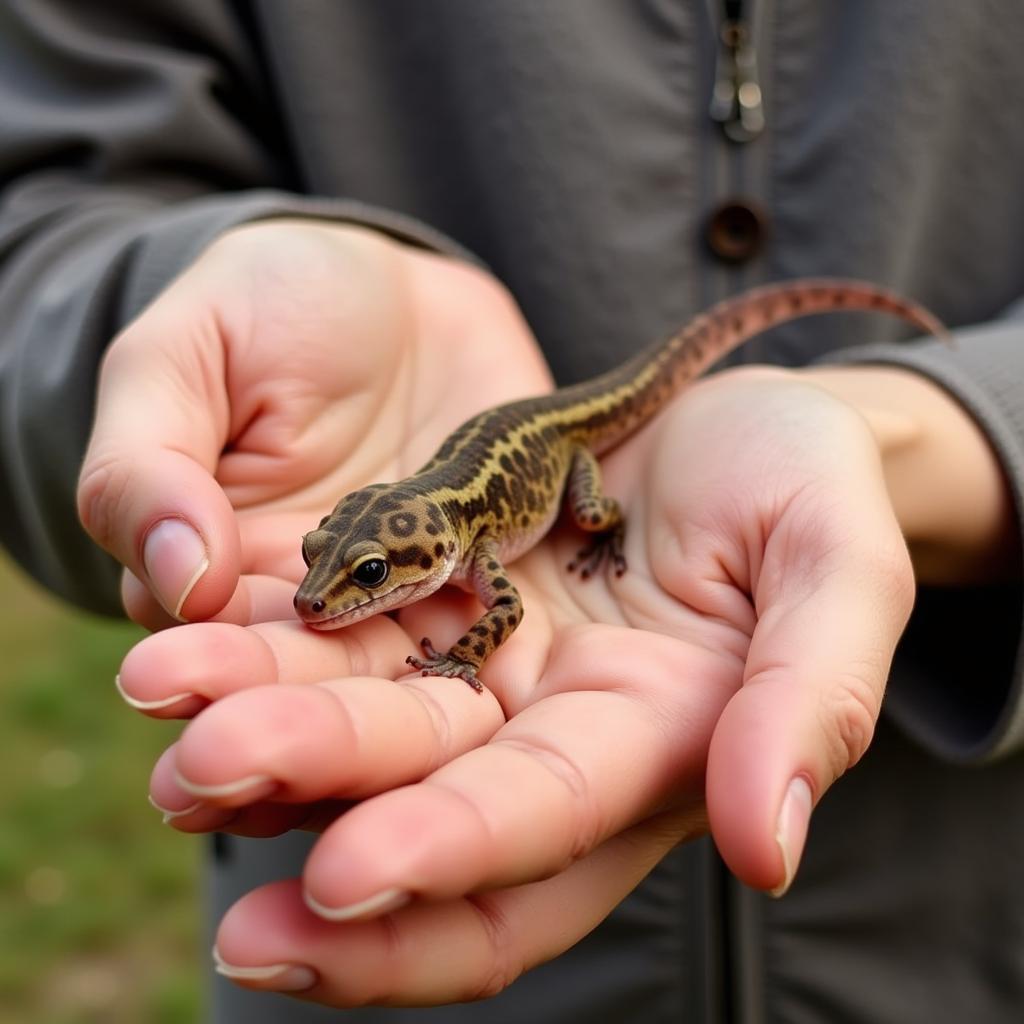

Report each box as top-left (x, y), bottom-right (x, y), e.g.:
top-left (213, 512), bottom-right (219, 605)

top-left (293, 592), bottom-right (327, 618)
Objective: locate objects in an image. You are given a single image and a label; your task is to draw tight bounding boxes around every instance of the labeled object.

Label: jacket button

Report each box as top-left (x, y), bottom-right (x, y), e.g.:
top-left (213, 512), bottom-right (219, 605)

top-left (705, 200), bottom-right (766, 263)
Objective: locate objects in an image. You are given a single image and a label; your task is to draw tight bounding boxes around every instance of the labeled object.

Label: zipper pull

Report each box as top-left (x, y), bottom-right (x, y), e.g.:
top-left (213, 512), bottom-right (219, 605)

top-left (709, 12), bottom-right (765, 143)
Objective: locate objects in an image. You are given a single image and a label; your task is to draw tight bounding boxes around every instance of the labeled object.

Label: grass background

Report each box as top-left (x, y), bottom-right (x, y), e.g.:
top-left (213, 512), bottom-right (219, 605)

top-left (0, 551), bottom-right (202, 1023)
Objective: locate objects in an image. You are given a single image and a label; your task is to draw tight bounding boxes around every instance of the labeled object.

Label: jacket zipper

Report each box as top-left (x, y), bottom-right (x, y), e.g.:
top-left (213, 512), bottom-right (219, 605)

top-left (709, 0), bottom-right (765, 142)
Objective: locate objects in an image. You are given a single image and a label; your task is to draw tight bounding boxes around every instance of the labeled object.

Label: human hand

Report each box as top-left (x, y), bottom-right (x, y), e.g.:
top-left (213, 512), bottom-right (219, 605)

top-left (77, 219), bottom-right (551, 628)
top-left (120, 367), bottom-right (917, 1006)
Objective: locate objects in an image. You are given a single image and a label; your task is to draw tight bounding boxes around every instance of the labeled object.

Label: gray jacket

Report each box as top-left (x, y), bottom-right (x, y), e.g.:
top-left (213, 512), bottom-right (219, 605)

top-left (2, 2), bottom-right (1023, 1021)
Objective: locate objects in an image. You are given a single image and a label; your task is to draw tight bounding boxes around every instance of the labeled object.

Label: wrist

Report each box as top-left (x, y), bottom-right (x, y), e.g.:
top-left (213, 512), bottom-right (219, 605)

top-left (801, 365), bottom-right (1019, 585)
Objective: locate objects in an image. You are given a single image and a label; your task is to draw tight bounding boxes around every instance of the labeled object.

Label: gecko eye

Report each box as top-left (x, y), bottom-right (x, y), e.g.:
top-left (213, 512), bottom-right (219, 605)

top-left (352, 557), bottom-right (389, 589)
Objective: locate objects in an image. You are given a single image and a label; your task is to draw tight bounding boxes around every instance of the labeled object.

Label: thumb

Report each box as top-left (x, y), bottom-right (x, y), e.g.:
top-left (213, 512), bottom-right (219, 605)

top-left (78, 296), bottom-right (240, 622)
top-left (705, 529), bottom-right (914, 895)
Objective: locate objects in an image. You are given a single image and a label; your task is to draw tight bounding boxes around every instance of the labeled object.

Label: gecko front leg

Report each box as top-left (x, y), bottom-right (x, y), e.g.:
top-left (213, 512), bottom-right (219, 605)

top-left (406, 535), bottom-right (522, 692)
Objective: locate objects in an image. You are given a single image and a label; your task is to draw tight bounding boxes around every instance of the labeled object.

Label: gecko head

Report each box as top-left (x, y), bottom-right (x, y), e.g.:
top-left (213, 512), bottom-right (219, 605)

top-left (293, 486), bottom-right (458, 629)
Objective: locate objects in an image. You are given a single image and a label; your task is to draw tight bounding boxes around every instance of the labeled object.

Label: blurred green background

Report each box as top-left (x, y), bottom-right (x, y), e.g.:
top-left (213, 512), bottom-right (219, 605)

top-left (0, 552), bottom-right (201, 1023)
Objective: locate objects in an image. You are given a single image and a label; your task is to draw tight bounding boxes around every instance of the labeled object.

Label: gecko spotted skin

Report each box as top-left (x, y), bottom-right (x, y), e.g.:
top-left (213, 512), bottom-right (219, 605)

top-left (294, 280), bottom-right (945, 691)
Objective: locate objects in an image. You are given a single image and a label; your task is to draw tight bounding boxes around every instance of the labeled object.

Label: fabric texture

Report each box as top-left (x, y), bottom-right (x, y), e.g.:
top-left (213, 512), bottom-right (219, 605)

top-left (2, 1), bottom-right (1023, 1021)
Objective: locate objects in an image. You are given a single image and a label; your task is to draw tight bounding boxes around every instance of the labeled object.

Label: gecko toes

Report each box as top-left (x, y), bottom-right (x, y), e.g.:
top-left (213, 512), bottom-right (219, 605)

top-left (406, 641), bottom-right (485, 693)
top-left (568, 528), bottom-right (626, 581)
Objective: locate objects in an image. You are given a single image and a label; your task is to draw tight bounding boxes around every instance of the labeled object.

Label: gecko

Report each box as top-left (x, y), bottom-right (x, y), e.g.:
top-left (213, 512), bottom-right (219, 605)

top-left (294, 279), bottom-right (945, 691)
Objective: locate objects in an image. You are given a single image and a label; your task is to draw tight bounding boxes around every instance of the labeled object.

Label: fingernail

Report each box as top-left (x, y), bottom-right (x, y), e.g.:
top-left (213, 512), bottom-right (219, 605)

top-left (148, 793), bottom-right (203, 824)
top-left (304, 886), bottom-right (410, 922)
top-left (115, 673), bottom-right (197, 711)
top-left (771, 776), bottom-right (813, 897)
top-left (213, 947), bottom-right (317, 992)
top-left (143, 519), bottom-right (209, 621)
top-left (174, 769), bottom-right (275, 801)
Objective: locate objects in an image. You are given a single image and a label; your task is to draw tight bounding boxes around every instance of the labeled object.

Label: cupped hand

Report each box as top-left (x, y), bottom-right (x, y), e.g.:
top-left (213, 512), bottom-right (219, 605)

top-left (119, 367), bottom-right (914, 1006)
top-left (77, 219), bottom-right (551, 628)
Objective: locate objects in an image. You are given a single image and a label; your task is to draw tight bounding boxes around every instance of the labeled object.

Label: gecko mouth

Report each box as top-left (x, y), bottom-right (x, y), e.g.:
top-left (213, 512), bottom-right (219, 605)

top-left (301, 582), bottom-right (425, 630)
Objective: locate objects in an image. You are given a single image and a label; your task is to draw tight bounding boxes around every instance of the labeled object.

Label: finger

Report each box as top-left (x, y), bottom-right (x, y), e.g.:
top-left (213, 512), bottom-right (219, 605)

top-left (121, 569), bottom-right (179, 630)
top-left (148, 743), bottom-right (238, 831)
top-left (212, 809), bottom-right (699, 1006)
top-left (122, 568), bottom-right (300, 631)
top-left (170, 673), bottom-right (506, 806)
top-left (149, 744), bottom-right (349, 836)
top-left (302, 626), bottom-right (733, 917)
top-left (706, 524), bottom-right (914, 894)
top-left (116, 615), bottom-right (412, 717)
top-left (78, 294), bottom-right (240, 622)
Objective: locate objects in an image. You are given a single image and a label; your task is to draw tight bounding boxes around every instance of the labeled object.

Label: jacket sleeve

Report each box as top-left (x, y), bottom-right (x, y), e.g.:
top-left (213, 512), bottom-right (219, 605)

top-left (824, 304), bottom-right (1024, 762)
top-left (0, 1), bottom-right (467, 614)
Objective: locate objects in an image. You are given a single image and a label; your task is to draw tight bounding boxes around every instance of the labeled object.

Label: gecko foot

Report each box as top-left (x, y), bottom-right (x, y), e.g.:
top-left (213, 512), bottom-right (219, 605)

top-left (567, 529), bottom-right (627, 580)
top-left (406, 637), bottom-right (485, 693)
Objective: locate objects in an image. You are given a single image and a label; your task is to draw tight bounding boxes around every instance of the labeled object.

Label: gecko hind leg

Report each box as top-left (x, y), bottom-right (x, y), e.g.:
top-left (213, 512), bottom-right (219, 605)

top-left (564, 447), bottom-right (627, 579)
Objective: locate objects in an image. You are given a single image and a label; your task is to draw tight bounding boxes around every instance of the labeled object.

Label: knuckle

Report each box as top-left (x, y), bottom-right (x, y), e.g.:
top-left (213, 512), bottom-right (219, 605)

top-left (475, 271), bottom-right (518, 314)
top-left (77, 451), bottom-right (134, 553)
top-left (463, 893), bottom-right (524, 1000)
top-left (370, 887), bottom-right (523, 1004)
top-left (849, 504), bottom-right (915, 605)
top-left (820, 670), bottom-right (881, 776)
top-left (98, 323), bottom-right (147, 378)
top-left (406, 685), bottom-right (457, 766)
top-left (497, 738), bottom-right (601, 862)
top-left (876, 535), bottom-right (916, 624)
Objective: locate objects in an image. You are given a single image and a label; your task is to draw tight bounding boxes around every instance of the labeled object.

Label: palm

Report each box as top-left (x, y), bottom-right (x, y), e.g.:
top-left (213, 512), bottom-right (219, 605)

top-left (217, 231), bottom-right (551, 574)
top-left (114, 239), bottom-right (912, 1002)
top-left (142, 370), bottom-right (844, 835)
top-left (396, 410), bottom-right (749, 717)
top-left (111, 221), bottom-right (553, 626)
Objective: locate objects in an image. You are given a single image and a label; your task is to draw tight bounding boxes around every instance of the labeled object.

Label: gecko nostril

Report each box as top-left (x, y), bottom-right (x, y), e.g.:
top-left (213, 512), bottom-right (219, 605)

top-left (311, 599), bottom-right (326, 614)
